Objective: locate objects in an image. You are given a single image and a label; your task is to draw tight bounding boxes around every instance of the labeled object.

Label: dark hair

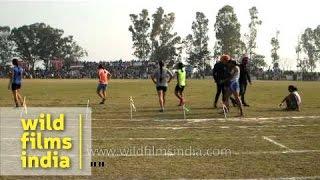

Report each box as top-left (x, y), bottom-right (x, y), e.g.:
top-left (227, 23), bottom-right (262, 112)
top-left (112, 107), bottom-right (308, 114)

top-left (288, 85), bottom-right (298, 92)
top-left (178, 62), bottom-right (184, 72)
top-left (228, 60), bottom-right (237, 67)
top-left (12, 58), bottom-right (18, 66)
top-left (159, 61), bottom-right (164, 82)
top-left (98, 64), bottom-right (104, 69)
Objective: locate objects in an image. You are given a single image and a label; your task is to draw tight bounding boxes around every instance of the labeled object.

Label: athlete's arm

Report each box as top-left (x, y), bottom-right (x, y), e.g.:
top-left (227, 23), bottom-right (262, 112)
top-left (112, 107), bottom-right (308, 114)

top-left (167, 70), bottom-right (173, 83)
top-left (8, 69), bottom-right (13, 90)
top-left (176, 73), bottom-right (179, 85)
top-left (279, 95), bottom-right (288, 107)
top-left (107, 71), bottom-right (112, 80)
top-left (151, 74), bottom-right (157, 84)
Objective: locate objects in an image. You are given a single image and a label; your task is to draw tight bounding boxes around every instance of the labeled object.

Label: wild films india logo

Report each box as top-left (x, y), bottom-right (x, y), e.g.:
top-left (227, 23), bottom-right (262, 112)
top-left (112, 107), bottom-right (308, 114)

top-left (0, 107), bottom-right (91, 176)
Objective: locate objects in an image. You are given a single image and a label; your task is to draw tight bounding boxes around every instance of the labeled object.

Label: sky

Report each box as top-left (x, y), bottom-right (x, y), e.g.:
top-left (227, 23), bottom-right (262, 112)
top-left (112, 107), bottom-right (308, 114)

top-left (0, 0), bottom-right (319, 70)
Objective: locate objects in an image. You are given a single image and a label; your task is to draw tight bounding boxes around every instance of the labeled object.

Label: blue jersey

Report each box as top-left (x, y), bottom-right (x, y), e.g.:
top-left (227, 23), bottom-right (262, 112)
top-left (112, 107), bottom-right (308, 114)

top-left (12, 66), bottom-right (23, 85)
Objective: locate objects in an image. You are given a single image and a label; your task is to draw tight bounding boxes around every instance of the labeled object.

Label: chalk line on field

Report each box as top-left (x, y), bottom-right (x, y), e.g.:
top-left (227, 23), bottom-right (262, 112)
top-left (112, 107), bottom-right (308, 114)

top-left (1, 124), bottom-right (320, 129)
top-left (1, 149), bottom-right (320, 158)
top-left (92, 115), bottom-right (320, 122)
top-left (89, 149), bottom-right (320, 157)
top-left (263, 136), bottom-right (294, 151)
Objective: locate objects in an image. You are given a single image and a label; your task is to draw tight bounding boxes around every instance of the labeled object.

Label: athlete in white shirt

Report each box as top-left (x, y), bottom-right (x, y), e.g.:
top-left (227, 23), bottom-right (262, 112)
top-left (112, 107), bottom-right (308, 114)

top-left (280, 85), bottom-right (301, 111)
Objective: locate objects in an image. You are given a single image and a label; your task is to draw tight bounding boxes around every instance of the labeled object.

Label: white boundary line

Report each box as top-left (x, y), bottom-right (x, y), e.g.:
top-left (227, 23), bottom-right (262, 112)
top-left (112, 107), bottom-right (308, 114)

top-left (3, 134), bottom-right (320, 141)
top-left (1, 150), bottom-right (320, 158)
top-left (91, 115), bottom-right (320, 122)
top-left (263, 136), bottom-right (294, 151)
top-left (1, 124), bottom-right (320, 129)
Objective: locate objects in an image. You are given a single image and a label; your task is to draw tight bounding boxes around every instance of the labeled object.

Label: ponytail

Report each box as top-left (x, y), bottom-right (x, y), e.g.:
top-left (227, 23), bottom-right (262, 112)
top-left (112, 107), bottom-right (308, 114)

top-left (178, 62), bottom-right (184, 72)
top-left (159, 61), bottom-right (164, 82)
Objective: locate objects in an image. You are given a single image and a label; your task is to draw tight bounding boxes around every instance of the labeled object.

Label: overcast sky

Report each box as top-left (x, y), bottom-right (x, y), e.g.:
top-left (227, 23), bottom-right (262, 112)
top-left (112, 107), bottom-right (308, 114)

top-left (0, 0), bottom-right (319, 70)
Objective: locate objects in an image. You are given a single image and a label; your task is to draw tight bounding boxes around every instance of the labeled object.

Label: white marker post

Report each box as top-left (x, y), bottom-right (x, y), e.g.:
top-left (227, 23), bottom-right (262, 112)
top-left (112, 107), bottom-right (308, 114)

top-left (129, 96), bottom-right (136, 120)
top-left (183, 104), bottom-right (186, 120)
top-left (183, 104), bottom-right (190, 120)
top-left (20, 96), bottom-right (27, 117)
top-left (222, 104), bottom-right (227, 119)
top-left (85, 99), bottom-right (90, 121)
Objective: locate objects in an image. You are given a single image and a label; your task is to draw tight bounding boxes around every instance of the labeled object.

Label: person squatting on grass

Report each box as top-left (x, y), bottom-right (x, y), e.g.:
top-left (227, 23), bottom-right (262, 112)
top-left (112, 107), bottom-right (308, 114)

top-left (239, 55), bottom-right (252, 107)
top-left (97, 64), bottom-right (111, 104)
top-left (151, 61), bottom-right (173, 112)
top-left (279, 85), bottom-right (301, 111)
top-left (8, 58), bottom-right (24, 107)
top-left (174, 62), bottom-right (186, 106)
top-left (221, 57), bottom-right (244, 117)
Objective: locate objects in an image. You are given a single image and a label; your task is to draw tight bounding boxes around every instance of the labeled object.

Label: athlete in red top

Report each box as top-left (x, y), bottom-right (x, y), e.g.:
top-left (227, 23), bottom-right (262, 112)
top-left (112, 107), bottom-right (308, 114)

top-left (97, 64), bottom-right (111, 104)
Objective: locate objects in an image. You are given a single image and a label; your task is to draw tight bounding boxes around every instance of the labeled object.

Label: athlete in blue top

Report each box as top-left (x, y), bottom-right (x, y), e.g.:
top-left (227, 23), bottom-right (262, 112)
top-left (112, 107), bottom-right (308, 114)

top-left (8, 58), bottom-right (24, 107)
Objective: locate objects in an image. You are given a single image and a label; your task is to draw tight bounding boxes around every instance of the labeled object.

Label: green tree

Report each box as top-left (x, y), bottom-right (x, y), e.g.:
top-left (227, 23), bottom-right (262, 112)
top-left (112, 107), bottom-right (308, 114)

top-left (10, 23), bottom-right (87, 71)
top-left (150, 7), bottom-right (181, 66)
top-left (245, 6), bottom-right (265, 70)
top-left (300, 28), bottom-right (318, 72)
top-left (214, 5), bottom-right (242, 58)
top-left (247, 7), bottom-right (262, 57)
top-left (249, 54), bottom-right (266, 74)
top-left (0, 26), bottom-right (17, 66)
top-left (270, 30), bottom-right (280, 69)
top-left (186, 12), bottom-right (210, 78)
top-left (128, 9), bottom-right (151, 61)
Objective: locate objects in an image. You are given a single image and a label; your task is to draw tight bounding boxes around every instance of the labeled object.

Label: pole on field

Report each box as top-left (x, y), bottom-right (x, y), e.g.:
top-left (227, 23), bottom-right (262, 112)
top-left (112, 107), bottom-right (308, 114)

top-left (183, 104), bottom-right (190, 120)
top-left (20, 96), bottom-right (27, 117)
top-left (129, 96), bottom-right (136, 120)
top-left (85, 99), bottom-right (90, 121)
top-left (183, 104), bottom-right (186, 120)
top-left (222, 104), bottom-right (227, 119)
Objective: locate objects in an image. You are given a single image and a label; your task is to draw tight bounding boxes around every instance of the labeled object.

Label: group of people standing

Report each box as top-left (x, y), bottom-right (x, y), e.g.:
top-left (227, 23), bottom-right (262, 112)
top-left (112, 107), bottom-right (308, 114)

top-left (212, 55), bottom-right (251, 116)
top-left (8, 57), bottom-right (301, 116)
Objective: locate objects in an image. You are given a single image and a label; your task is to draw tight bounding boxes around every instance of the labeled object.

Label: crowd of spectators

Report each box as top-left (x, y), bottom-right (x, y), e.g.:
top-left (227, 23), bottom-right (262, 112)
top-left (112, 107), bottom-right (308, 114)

top-left (1, 60), bottom-right (319, 81)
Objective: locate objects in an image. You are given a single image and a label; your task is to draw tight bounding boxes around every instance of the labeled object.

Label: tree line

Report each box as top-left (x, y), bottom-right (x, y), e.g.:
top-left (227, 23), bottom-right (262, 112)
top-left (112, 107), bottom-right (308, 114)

top-left (0, 23), bottom-right (87, 72)
top-left (129, 5), bottom-right (320, 74)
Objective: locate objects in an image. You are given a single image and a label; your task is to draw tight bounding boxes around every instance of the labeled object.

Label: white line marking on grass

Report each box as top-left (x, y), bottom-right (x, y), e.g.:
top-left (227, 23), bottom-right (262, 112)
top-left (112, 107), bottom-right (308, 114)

top-left (0, 136), bottom-right (259, 141)
top-left (92, 115), bottom-right (320, 122)
top-left (2, 149), bottom-right (320, 158)
top-left (88, 150), bottom-right (320, 157)
top-left (263, 136), bottom-right (294, 151)
top-left (2, 124), bottom-right (320, 129)
top-left (273, 176), bottom-right (320, 180)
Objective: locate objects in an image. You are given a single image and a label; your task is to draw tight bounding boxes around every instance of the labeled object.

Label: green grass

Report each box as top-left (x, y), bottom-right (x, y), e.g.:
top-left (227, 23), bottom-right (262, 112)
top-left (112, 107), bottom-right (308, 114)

top-left (1, 79), bottom-right (320, 179)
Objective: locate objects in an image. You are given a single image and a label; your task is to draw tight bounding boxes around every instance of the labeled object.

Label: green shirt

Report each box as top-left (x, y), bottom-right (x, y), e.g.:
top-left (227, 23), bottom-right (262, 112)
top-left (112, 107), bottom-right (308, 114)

top-left (177, 68), bottom-right (186, 86)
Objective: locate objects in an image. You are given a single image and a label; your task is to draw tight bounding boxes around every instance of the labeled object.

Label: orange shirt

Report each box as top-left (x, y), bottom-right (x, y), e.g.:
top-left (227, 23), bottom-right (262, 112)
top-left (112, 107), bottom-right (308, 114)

top-left (98, 69), bottom-right (109, 84)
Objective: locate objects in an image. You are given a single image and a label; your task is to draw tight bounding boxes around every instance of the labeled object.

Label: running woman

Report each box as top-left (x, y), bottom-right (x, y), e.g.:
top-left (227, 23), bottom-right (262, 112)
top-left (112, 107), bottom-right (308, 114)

top-left (151, 61), bottom-right (173, 112)
top-left (222, 60), bottom-right (244, 117)
top-left (8, 58), bottom-right (24, 107)
top-left (175, 62), bottom-right (186, 106)
top-left (97, 64), bottom-right (111, 104)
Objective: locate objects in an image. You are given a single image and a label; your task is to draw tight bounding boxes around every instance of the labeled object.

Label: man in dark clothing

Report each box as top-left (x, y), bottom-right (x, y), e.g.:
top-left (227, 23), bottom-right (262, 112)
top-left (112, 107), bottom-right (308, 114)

top-left (239, 56), bottom-right (252, 106)
top-left (212, 56), bottom-right (230, 108)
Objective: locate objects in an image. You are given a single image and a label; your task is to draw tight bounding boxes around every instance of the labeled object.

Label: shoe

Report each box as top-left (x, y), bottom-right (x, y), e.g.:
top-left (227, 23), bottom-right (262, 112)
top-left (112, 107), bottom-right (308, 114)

top-left (100, 98), bottom-right (106, 104)
top-left (213, 102), bottom-right (217, 108)
top-left (243, 103), bottom-right (250, 107)
top-left (159, 109), bottom-right (164, 112)
top-left (230, 98), bottom-right (237, 107)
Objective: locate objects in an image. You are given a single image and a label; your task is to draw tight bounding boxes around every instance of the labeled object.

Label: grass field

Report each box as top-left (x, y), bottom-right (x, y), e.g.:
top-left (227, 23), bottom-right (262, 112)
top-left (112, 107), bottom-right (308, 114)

top-left (1, 79), bottom-right (320, 179)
